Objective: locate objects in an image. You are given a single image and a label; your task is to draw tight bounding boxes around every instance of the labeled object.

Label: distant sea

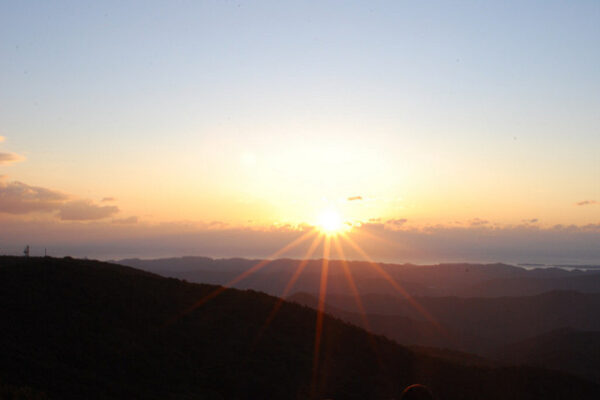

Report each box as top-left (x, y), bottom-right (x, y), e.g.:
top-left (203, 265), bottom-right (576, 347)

top-left (517, 263), bottom-right (600, 271)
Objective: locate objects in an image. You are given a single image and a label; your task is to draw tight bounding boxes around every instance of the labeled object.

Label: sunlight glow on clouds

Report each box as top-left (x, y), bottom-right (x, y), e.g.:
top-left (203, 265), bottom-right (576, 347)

top-left (1, 218), bottom-right (600, 264)
top-left (0, 179), bottom-right (119, 221)
top-left (0, 136), bottom-right (25, 165)
top-left (577, 200), bottom-right (599, 206)
top-left (112, 216), bottom-right (139, 225)
top-left (0, 2), bottom-right (599, 261)
top-left (0, 180), bottom-right (67, 214)
top-left (0, 153), bottom-right (25, 165)
top-left (57, 200), bottom-right (119, 221)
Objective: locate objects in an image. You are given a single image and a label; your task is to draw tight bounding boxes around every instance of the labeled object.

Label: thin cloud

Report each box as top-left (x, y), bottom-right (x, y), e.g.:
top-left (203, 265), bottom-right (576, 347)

top-left (102, 197), bottom-right (116, 202)
top-left (0, 152), bottom-right (25, 165)
top-left (0, 179), bottom-right (119, 221)
top-left (347, 196), bottom-right (363, 201)
top-left (576, 200), bottom-right (598, 206)
top-left (208, 220), bottom-right (228, 228)
top-left (522, 218), bottom-right (539, 224)
top-left (0, 180), bottom-right (68, 214)
top-left (3, 219), bottom-right (599, 263)
top-left (0, 137), bottom-right (25, 165)
top-left (469, 218), bottom-right (489, 227)
top-left (386, 218), bottom-right (408, 227)
top-left (57, 200), bottom-right (119, 221)
top-left (112, 216), bottom-right (138, 224)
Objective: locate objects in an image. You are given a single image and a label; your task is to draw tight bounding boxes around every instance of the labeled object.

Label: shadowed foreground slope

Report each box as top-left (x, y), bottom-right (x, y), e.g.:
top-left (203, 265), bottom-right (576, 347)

top-left (497, 328), bottom-right (600, 384)
top-left (1, 256), bottom-right (599, 399)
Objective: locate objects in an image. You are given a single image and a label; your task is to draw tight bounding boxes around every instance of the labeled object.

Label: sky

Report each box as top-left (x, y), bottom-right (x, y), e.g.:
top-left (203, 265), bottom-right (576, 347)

top-left (1, 1), bottom-right (599, 263)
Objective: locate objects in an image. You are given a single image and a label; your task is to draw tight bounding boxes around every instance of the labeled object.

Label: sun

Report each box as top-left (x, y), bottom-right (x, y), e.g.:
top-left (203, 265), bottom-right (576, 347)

top-left (316, 209), bottom-right (345, 235)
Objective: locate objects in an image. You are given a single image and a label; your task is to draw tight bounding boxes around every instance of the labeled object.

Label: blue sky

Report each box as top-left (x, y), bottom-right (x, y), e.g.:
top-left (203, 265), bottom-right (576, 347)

top-left (0, 1), bottom-right (599, 260)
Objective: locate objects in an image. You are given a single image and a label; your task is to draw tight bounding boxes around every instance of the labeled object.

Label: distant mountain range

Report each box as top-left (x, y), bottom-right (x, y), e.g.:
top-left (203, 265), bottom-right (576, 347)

top-left (2, 256), bottom-right (599, 399)
top-left (116, 256), bottom-right (600, 384)
top-left (291, 290), bottom-right (600, 352)
top-left (118, 256), bottom-right (600, 298)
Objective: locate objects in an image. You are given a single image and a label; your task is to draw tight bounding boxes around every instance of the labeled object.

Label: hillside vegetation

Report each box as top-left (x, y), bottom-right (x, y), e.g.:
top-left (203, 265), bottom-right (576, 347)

top-left (2, 256), bottom-right (599, 399)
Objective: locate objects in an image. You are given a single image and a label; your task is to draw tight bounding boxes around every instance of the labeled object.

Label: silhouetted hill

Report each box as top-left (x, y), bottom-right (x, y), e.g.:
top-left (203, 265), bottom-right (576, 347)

top-left (2, 256), bottom-right (599, 399)
top-left (496, 328), bottom-right (600, 384)
top-left (287, 292), bottom-right (487, 351)
top-left (118, 257), bottom-right (600, 298)
top-left (408, 347), bottom-right (495, 368)
top-left (290, 291), bottom-right (600, 355)
top-left (465, 273), bottom-right (600, 296)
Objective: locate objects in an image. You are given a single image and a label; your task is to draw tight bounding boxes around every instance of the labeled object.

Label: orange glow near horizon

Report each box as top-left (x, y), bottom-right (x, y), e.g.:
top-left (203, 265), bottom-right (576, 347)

top-left (164, 213), bottom-right (453, 380)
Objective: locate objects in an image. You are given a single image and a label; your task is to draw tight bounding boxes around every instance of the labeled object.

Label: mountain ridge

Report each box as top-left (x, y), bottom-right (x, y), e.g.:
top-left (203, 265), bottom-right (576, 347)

top-left (2, 256), bottom-right (599, 399)
top-left (117, 256), bottom-right (600, 298)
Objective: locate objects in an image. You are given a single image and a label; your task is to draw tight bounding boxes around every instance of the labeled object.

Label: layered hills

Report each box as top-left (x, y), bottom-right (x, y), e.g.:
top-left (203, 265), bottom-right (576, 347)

top-left (2, 256), bottom-right (599, 399)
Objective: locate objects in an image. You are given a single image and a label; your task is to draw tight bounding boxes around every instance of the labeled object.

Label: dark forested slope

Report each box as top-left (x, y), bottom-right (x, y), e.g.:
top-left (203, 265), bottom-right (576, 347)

top-left (1, 256), bottom-right (598, 399)
top-left (497, 328), bottom-right (600, 384)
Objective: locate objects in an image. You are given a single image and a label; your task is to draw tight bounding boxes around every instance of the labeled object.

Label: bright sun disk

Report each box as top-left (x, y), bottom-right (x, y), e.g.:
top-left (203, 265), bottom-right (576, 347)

top-left (317, 209), bottom-right (344, 235)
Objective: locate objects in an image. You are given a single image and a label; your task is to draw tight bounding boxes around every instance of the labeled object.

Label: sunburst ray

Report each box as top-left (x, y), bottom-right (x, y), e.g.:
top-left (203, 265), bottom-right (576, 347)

top-left (311, 235), bottom-right (331, 396)
top-left (166, 229), bottom-right (318, 325)
top-left (252, 233), bottom-right (323, 345)
top-left (332, 236), bottom-right (384, 366)
top-left (332, 236), bottom-right (372, 331)
top-left (340, 232), bottom-right (444, 331)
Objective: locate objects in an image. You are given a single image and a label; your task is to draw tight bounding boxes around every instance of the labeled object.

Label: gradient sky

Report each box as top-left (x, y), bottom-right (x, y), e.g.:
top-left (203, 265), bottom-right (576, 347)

top-left (1, 1), bottom-right (599, 261)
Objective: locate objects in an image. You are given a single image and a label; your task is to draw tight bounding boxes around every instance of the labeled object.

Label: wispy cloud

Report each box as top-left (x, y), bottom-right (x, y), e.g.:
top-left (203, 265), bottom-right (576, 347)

top-left (576, 200), bottom-right (598, 206)
top-left (57, 200), bottom-right (119, 221)
top-left (386, 218), bottom-right (408, 227)
top-left (0, 137), bottom-right (25, 164)
top-left (0, 152), bottom-right (25, 165)
top-left (0, 179), bottom-right (119, 221)
top-left (469, 218), bottom-right (489, 226)
top-left (101, 197), bottom-right (116, 202)
top-left (112, 216), bottom-right (138, 224)
top-left (0, 180), bottom-right (68, 213)
top-left (347, 196), bottom-right (363, 201)
top-left (522, 218), bottom-right (539, 224)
